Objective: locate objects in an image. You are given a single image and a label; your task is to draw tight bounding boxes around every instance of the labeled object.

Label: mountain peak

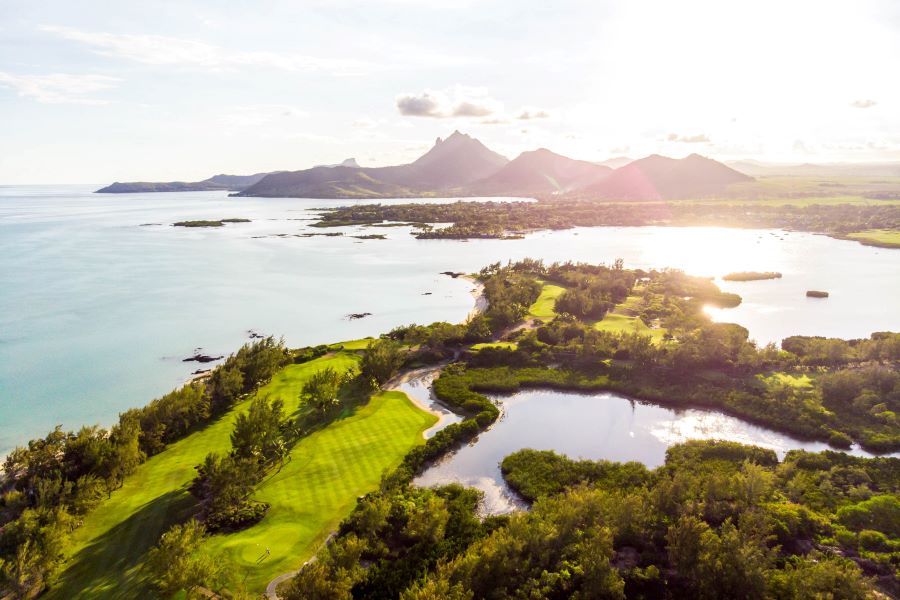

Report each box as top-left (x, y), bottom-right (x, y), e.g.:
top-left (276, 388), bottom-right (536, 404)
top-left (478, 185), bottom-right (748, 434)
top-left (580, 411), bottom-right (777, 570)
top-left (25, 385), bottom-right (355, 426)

top-left (588, 153), bottom-right (752, 199)
top-left (404, 131), bottom-right (508, 187)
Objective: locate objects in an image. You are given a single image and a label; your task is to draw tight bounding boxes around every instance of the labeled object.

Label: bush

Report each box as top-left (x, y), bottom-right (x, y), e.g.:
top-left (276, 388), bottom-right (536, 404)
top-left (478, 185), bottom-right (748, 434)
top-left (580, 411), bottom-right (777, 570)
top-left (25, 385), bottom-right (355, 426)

top-left (205, 501), bottom-right (270, 532)
top-left (858, 529), bottom-right (890, 552)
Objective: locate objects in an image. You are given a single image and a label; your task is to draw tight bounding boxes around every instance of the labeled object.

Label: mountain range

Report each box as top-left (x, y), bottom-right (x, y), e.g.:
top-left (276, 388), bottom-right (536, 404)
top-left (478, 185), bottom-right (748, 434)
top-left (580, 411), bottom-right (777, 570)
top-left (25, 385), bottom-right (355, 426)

top-left (96, 132), bottom-right (752, 200)
top-left (726, 160), bottom-right (900, 178)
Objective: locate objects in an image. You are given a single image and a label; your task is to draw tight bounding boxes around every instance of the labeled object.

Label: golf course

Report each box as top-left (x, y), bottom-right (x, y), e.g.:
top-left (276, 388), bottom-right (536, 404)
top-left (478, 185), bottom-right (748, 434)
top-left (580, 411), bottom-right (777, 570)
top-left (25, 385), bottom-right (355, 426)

top-left (47, 352), bottom-right (436, 598)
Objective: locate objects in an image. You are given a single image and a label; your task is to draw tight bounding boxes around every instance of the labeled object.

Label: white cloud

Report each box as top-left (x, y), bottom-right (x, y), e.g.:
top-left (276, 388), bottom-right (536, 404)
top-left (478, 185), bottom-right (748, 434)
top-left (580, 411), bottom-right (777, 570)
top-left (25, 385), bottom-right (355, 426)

top-left (0, 71), bottom-right (120, 104)
top-left (515, 107), bottom-right (551, 120)
top-left (40, 25), bottom-right (369, 73)
top-left (396, 88), bottom-right (553, 123)
top-left (396, 87), bottom-right (503, 118)
top-left (850, 98), bottom-right (877, 108)
top-left (666, 133), bottom-right (710, 143)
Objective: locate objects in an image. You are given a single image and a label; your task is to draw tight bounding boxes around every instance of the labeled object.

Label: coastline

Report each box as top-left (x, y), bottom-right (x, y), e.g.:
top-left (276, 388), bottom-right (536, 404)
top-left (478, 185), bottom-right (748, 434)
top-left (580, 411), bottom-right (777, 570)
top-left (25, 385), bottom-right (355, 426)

top-left (384, 276), bottom-right (486, 436)
top-left (460, 274), bottom-right (488, 322)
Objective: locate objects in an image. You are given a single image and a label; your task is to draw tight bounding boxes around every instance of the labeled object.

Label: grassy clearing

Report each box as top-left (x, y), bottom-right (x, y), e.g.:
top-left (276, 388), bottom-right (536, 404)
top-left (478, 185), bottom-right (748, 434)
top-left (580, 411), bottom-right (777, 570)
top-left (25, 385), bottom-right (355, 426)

top-left (471, 341), bottom-right (519, 351)
top-left (593, 312), bottom-right (666, 343)
top-left (527, 283), bottom-right (566, 320)
top-left (844, 229), bottom-right (900, 249)
top-left (48, 353), bottom-right (364, 598)
top-left (202, 390), bottom-right (436, 591)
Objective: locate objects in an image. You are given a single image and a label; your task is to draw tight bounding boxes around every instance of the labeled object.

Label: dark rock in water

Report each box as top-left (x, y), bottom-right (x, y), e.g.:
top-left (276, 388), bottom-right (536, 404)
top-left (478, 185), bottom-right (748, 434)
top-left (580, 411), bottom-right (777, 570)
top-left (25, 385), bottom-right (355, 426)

top-left (347, 312), bottom-right (372, 320)
top-left (422, 292), bottom-right (433, 295)
top-left (173, 218), bottom-right (250, 228)
top-left (192, 368), bottom-right (211, 376)
top-left (440, 271), bottom-right (466, 278)
top-left (806, 290), bottom-right (829, 298)
top-left (183, 353), bottom-right (224, 363)
top-left (247, 330), bottom-right (264, 339)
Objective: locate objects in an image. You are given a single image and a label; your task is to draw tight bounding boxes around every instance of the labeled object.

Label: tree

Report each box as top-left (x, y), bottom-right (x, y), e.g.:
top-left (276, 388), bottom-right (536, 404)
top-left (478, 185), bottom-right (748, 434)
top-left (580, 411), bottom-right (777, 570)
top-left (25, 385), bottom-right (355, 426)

top-left (0, 507), bottom-right (73, 598)
top-left (103, 414), bottom-right (144, 494)
top-left (360, 339), bottom-right (406, 386)
top-left (281, 561), bottom-right (353, 600)
top-left (208, 366), bottom-right (244, 413)
top-left (146, 520), bottom-right (220, 597)
top-left (766, 554), bottom-right (872, 599)
top-left (230, 396), bottom-right (285, 462)
top-left (301, 367), bottom-right (346, 413)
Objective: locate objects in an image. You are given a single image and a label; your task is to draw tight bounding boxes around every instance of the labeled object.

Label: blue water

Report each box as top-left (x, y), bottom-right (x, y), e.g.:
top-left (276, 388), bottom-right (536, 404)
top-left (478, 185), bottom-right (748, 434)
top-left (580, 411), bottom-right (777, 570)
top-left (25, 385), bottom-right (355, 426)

top-left (1, 185), bottom-right (898, 455)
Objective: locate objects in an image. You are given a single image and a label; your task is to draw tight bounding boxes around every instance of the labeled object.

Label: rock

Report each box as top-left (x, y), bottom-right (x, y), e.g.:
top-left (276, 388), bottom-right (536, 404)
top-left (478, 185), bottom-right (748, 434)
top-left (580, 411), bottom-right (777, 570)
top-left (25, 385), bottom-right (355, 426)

top-left (247, 330), bottom-right (264, 339)
top-left (806, 290), bottom-right (829, 298)
top-left (422, 292), bottom-right (433, 295)
top-left (785, 538), bottom-right (814, 555)
top-left (183, 353), bottom-right (224, 363)
top-left (440, 271), bottom-right (465, 278)
top-left (347, 312), bottom-right (372, 320)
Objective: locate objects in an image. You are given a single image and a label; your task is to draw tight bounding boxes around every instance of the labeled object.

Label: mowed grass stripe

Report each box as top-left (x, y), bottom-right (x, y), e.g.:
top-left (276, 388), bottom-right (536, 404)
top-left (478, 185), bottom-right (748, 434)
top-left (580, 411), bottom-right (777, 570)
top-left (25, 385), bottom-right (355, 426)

top-left (203, 390), bottom-right (436, 591)
top-left (48, 353), bottom-right (361, 599)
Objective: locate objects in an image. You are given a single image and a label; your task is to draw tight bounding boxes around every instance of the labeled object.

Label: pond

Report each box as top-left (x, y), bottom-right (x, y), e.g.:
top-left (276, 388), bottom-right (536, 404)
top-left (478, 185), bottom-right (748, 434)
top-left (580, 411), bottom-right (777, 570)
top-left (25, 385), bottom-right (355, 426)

top-left (408, 386), bottom-right (899, 514)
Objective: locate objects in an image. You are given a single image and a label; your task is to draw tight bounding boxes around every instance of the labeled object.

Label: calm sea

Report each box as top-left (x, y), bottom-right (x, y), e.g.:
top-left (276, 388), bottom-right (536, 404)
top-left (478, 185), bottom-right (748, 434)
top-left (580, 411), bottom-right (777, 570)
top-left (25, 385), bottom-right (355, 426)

top-left (1, 185), bottom-right (898, 455)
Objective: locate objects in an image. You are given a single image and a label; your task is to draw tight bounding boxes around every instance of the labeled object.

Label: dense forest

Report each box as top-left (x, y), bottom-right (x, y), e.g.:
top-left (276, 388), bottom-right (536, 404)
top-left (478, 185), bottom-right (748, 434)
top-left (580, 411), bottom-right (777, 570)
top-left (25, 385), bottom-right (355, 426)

top-left (311, 199), bottom-right (900, 241)
top-left (281, 441), bottom-right (899, 599)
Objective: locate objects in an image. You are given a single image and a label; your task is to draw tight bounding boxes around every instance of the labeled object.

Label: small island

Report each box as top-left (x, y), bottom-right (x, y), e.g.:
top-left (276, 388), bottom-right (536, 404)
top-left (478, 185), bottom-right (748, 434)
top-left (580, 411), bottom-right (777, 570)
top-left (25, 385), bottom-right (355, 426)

top-left (722, 271), bottom-right (782, 281)
top-left (806, 290), bottom-right (829, 298)
top-left (172, 218), bottom-right (251, 228)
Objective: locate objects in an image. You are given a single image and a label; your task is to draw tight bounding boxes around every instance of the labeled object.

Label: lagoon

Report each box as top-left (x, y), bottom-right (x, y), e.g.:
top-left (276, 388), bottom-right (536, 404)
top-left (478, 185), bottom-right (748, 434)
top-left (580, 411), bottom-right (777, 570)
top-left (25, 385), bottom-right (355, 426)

top-left (413, 388), bottom-right (900, 514)
top-left (1, 185), bottom-right (899, 455)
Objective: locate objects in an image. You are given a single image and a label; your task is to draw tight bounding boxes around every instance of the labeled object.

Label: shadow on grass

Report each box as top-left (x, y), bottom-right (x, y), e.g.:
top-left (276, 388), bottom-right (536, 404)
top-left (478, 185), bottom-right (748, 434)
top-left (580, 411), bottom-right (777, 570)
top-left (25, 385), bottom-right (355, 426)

top-left (49, 488), bottom-right (196, 599)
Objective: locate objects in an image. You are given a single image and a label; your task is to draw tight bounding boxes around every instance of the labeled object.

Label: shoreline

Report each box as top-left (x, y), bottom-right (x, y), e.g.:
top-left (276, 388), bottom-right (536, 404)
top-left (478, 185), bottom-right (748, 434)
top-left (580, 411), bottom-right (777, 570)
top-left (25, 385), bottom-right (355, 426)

top-left (460, 274), bottom-right (488, 322)
top-left (384, 276), bottom-right (486, 436)
top-left (385, 365), bottom-right (462, 439)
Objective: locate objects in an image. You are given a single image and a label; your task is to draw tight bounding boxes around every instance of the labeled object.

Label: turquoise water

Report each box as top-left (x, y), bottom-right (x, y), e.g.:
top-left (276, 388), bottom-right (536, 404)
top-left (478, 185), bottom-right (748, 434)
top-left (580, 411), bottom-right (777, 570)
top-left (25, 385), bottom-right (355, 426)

top-left (1, 185), bottom-right (898, 454)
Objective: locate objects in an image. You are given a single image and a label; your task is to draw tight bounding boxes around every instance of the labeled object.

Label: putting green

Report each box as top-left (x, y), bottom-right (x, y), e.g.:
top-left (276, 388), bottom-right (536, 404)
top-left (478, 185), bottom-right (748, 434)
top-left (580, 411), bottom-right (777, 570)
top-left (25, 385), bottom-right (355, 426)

top-left (47, 353), bottom-right (436, 598)
top-left (527, 283), bottom-right (565, 320)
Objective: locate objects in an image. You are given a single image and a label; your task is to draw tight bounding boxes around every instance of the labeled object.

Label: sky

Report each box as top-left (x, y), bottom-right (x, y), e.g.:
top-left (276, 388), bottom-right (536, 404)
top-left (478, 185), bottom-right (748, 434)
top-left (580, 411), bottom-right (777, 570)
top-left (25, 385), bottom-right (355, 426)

top-left (1, 0), bottom-right (899, 183)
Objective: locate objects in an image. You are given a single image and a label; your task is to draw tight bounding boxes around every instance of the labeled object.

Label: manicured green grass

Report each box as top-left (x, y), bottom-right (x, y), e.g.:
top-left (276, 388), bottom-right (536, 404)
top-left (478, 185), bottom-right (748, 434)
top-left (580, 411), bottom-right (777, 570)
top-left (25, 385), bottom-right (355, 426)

top-left (49, 353), bottom-right (363, 598)
top-left (844, 229), bottom-right (900, 249)
top-left (592, 293), bottom-right (667, 344)
top-left (471, 341), bottom-right (518, 351)
top-left (593, 312), bottom-right (667, 343)
top-left (202, 390), bottom-right (436, 591)
top-left (328, 337), bottom-right (375, 350)
top-left (527, 283), bottom-right (565, 320)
